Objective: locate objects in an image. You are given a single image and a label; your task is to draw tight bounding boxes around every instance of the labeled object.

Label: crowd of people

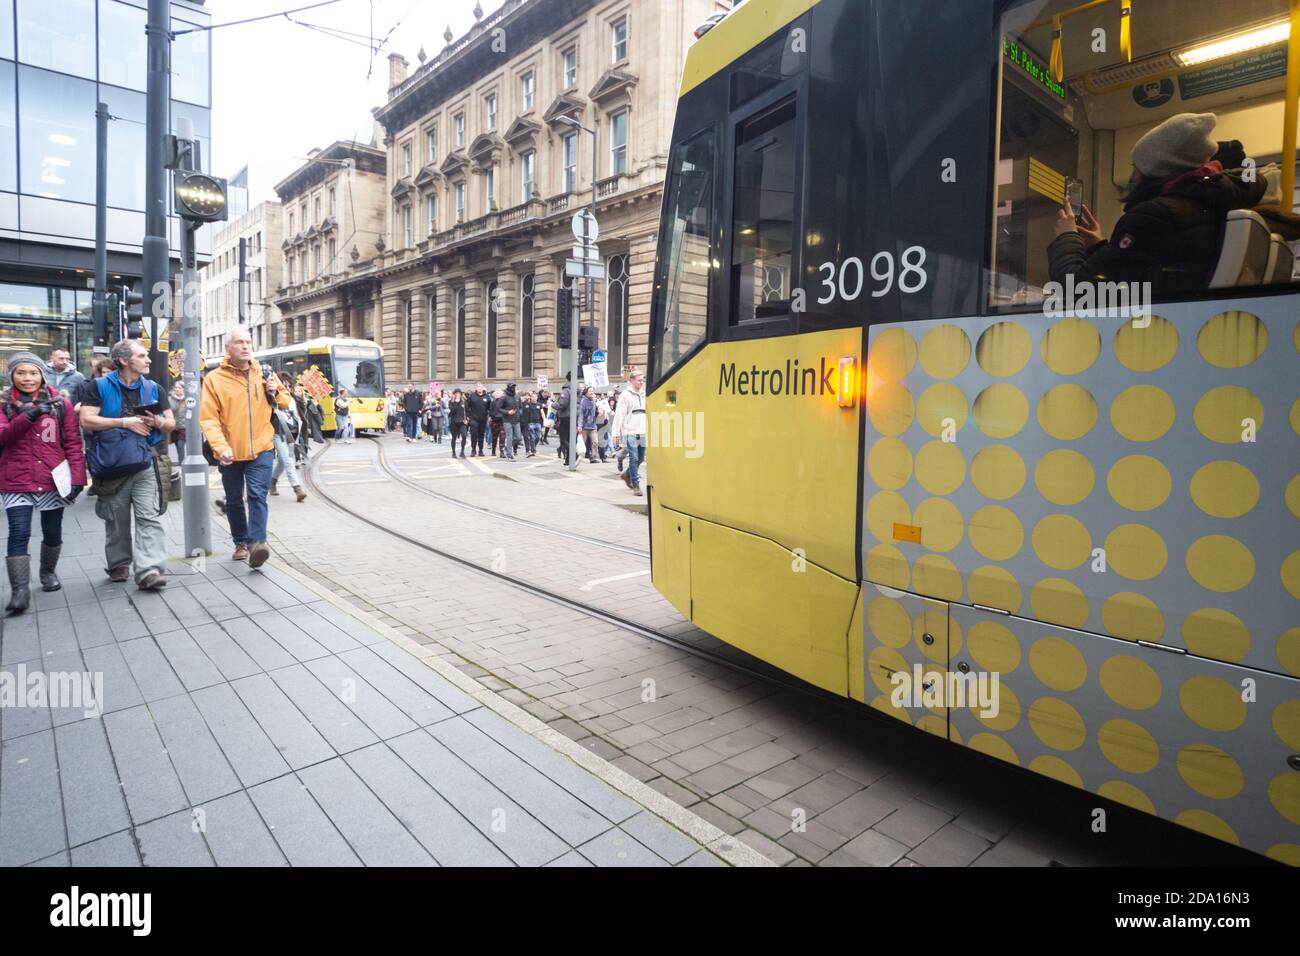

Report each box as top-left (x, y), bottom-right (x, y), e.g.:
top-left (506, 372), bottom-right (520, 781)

top-left (382, 367), bottom-right (647, 495)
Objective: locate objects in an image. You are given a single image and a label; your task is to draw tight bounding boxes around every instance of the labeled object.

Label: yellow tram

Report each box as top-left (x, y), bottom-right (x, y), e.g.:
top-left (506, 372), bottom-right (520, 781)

top-left (647, 0), bottom-right (1300, 861)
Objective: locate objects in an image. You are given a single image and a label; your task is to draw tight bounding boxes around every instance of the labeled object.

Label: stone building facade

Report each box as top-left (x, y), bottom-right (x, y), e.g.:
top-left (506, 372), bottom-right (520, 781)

top-left (275, 0), bottom-right (723, 388)
top-left (199, 201), bottom-right (283, 355)
top-left (270, 140), bottom-right (389, 347)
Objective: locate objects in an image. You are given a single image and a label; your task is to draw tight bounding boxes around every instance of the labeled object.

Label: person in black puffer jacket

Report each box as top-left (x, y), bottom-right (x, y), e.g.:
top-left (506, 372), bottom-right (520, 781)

top-left (447, 389), bottom-right (468, 458)
top-left (1048, 113), bottom-right (1275, 299)
top-left (465, 383), bottom-right (490, 456)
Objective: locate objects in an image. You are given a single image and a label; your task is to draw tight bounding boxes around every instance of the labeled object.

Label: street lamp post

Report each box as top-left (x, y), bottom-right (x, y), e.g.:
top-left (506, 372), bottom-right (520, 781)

top-left (556, 115), bottom-right (598, 471)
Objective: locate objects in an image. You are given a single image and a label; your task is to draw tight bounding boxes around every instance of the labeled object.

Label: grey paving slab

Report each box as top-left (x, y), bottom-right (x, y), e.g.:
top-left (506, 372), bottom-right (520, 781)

top-left (98, 597), bottom-right (150, 642)
top-left (230, 673), bottom-right (334, 769)
top-left (619, 811), bottom-right (702, 865)
top-left (0, 730), bottom-right (66, 866)
top-left (295, 757), bottom-right (436, 866)
top-left (304, 655), bottom-right (418, 741)
top-left (680, 849), bottom-right (727, 867)
top-left (247, 774), bottom-right (362, 867)
top-left (367, 640), bottom-right (479, 714)
top-left (210, 577), bottom-right (274, 617)
top-left (79, 642), bottom-right (146, 715)
top-left (544, 850), bottom-right (594, 866)
top-left (237, 571), bottom-right (303, 610)
top-left (430, 718), bottom-right (611, 847)
top-left (128, 590), bottom-right (182, 636)
top-left (267, 664), bottom-right (380, 755)
top-left (190, 683), bottom-right (291, 787)
top-left (257, 565), bottom-right (323, 604)
top-left (388, 729), bottom-right (568, 867)
top-left (69, 601), bottom-right (118, 649)
top-left (160, 585), bottom-right (215, 628)
top-left (281, 604), bottom-right (364, 654)
top-left (27, 851), bottom-right (70, 866)
top-left (148, 694), bottom-right (243, 805)
top-left (465, 708), bottom-right (640, 824)
top-left (103, 705), bottom-right (188, 825)
top-left (153, 628), bottom-right (225, 691)
top-left (336, 647), bottom-right (454, 727)
top-left (196, 791), bottom-right (288, 867)
top-left (55, 718), bottom-right (131, 848)
top-left (250, 609), bottom-right (331, 663)
top-left (183, 582), bottom-right (243, 622)
top-left (0, 665), bottom-right (52, 739)
top-left (70, 830), bottom-right (141, 867)
top-left (578, 827), bottom-right (668, 867)
top-left (117, 636), bottom-right (186, 702)
top-left (189, 623), bottom-right (262, 681)
top-left (1, 615), bottom-right (41, 664)
top-left (343, 743), bottom-right (512, 867)
top-left (36, 607), bottom-right (79, 656)
top-left (219, 617), bottom-right (298, 672)
top-left (135, 809), bottom-right (213, 866)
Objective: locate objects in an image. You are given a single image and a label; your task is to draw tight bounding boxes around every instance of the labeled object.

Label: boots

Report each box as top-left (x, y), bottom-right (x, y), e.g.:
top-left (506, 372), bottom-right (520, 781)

top-left (293, 485), bottom-right (307, 503)
top-left (39, 543), bottom-right (61, 592)
top-left (270, 478), bottom-right (280, 496)
top-left (5, 556), bottom-right (31, 615)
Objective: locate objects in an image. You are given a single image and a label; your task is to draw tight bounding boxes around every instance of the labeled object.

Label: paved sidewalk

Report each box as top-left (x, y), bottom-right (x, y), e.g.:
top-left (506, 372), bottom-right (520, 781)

top-left (0, 496), bottom-right (752, 867)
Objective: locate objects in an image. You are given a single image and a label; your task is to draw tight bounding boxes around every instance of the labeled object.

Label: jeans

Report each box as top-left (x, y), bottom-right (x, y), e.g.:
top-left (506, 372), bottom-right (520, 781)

top-left (581, 427), bottom-right (597, 460)
top-left (525, 423), bottom-right (541, 453)
top-left (98, 466), bottom-right (167, 581)
top-left (336, 417), bottom-right (354, 442)
top-left (624, 434), bottom-right (646, 487)
top-left (403, 411), bottom-right (421, 438)
top-left (503, 421), bottom-right (522, 459)
top-left (272, 435), bottom-right (301, 486)
top-left (220, 449), bottom-right (274, 546)
top-left (5, 505), bottom-right (63, 557)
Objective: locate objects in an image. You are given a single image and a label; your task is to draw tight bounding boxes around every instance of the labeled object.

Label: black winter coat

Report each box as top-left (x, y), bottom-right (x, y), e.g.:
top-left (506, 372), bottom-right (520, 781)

top-left (448, 402), bottom-right (467, 426)
top-left (1048, 168), bottom-right (1267, 298)
top-left (466, 391), bottom-right (491, 423)
top-left (401, 390), bottom-right (423, 414)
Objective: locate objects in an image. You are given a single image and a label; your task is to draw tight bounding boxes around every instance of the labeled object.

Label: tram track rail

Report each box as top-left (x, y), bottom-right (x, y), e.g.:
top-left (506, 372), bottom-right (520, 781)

top-left (301, 439), bottom-right (871, 717)
top-left (364, 436), bottom-right (651, 559)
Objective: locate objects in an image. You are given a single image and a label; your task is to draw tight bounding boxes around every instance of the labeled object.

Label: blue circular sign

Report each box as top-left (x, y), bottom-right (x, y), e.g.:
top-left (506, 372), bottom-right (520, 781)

top-left (592, 349), bottom-right (607, 364)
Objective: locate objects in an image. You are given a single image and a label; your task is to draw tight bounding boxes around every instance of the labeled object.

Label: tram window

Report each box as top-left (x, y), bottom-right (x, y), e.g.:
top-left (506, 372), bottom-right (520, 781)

top-left (991, 0), bottom-right (1298, 311)
top-left (730, 31), bottom-right (800, 110)
top-left (652, 128), bottom-right (715, 382)
top-left (731, 98), bottom-right (797, 326)
top-left (332, 349), bottom-right (384, 398)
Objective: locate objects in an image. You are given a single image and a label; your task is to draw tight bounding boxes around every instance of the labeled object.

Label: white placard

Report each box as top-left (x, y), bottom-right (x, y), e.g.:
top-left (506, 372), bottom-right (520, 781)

top-left (582, 364), bottom-right (609, 388)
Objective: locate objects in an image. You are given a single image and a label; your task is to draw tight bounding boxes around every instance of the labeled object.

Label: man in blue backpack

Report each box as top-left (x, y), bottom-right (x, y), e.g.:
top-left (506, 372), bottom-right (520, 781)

top-left (78, 339), bottom-right (174, 589)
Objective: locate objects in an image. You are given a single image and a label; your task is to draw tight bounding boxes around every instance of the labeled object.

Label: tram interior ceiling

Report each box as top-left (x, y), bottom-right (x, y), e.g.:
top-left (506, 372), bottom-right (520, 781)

top-left (993, 0), bottom-right (1300, 310)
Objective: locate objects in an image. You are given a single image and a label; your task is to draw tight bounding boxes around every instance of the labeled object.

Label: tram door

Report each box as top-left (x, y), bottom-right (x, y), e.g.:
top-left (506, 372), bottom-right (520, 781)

top-left (863, 589), bottom-right (952, 741)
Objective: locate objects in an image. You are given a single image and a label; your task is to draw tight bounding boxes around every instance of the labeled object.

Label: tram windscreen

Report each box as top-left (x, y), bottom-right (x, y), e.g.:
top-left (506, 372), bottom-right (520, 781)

top-left (332, 347), bottom-right (384, 397)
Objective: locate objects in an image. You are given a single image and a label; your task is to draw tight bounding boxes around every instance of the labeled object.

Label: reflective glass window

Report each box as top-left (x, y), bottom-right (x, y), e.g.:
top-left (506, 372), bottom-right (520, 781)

top-left (99, 1), bottom-right (146, 91)
top-left (730, 98), bottom-right (796, 325)
top-left (0, 62), bottom-right (15, 191)
top-left (19, 65), bottom-right (96, 202)
top-left (99, 82), bottom-right (144, 208)
top-left (485, 280), bottom-right (498, 378)
top-left (609, 110), bottom-right (628, 175)
top-left (1, 0), bottom-right (14, 60)
top-left (519, 273), bottom-right (534, 378)
top-left (170, 18), bottom-right (209, 107)
top-left (17, 0), bottom-right (93, 78)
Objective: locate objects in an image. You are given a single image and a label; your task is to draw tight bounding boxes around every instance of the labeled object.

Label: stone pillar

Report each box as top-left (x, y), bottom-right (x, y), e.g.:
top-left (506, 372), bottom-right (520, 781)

top-left (410, 289), bottom-right (428, 382)
top-left (532, 259), bottom-right (558, 378)
top-left (435, 282), bottom-right (453, 381)
top-left (493, 270), bottom-right (519, 380)
top-left (626, 232), bottom-right (657, 375)
top-left (380, 290), bottom-right (403, 382)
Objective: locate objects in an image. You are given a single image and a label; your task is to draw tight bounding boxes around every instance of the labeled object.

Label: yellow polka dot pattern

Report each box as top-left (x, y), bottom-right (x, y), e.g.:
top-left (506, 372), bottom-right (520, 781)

top-left (864, 305), bottom-right (1300, 862)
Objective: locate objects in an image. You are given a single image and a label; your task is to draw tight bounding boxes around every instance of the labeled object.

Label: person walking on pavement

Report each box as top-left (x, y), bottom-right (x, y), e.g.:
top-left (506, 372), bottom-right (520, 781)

top-left (426, 391), bottom-right (446, 443)
top-left (78, 339), bottom-right (175, 587)
top-left (46, 348), bottom-right (86, 401)
top-left (498, 382), bottom-right (522, 460)
top-left (448, 389), bottom-right (468, 457)
top-left (553, 376), bottom-right (572, 462)
top-left (269, 372), bottom-right (307, 503)
top-left (612, 368), bottom-right (647, 496)
top-left (199, 328), bottom-right (291, 569)
top-left (521, 391), bottom-right (541, 457)
top-left (334, 388), bottom-right (354, 443)
top-left (579, 386), bottom-right (599, 463)
top-left (0, 353), bottom-right (86, 612)
top-left (401, 384), bottom-right (423, 442)
top-left (466, 383), bottom-right (490, 456)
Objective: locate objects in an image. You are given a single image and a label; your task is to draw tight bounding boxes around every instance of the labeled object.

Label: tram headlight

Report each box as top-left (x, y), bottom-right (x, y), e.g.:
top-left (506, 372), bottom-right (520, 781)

top-left (838, 356), bottom-right (856, 408)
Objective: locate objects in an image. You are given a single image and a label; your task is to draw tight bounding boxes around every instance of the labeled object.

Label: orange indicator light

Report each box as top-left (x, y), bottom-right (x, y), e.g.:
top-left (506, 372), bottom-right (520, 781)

top-left (838, 356), bottom-right (856, 408)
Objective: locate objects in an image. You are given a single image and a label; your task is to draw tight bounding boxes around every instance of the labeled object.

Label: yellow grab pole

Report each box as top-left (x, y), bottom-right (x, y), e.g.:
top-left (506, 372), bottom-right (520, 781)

top-left (1283, 0), bottom-right (1300, 212)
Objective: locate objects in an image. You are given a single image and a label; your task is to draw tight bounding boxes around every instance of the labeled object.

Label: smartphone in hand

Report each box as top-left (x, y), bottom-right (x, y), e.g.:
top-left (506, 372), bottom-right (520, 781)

top-left (1065, 179), bottom-right (1085, 224)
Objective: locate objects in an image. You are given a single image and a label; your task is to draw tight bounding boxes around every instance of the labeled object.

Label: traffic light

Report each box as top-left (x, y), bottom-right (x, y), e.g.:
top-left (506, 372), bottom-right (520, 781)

top-left (123, 286), bottom-right (144, 339)
top-left (578, 325), bottom-right (598, 350)
top-left (556, 287), bottom-right (573, 349)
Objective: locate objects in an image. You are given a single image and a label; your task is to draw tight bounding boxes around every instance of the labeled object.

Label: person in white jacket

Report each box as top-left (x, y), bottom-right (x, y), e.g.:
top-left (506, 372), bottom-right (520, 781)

top-left (610, 369), bottom-right (647, 496)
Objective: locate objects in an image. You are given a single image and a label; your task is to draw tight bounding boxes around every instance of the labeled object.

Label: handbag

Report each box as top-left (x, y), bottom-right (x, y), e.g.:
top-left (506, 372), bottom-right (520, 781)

top-left (86, 378), bottom-right (155, 479)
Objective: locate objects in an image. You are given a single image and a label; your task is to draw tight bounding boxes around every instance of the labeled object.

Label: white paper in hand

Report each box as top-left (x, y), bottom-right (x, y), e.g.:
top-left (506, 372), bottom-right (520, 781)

top-left (51, 459), bottom-right (73, 498)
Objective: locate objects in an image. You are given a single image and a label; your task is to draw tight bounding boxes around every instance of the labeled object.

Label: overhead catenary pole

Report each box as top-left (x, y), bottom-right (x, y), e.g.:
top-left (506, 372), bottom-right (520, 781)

top-left (177, 115), bottom-right (211, 558)
top-left (143, 0), bottom-right (172, 387)
top-left (92, 101), bottom-right (109, 350)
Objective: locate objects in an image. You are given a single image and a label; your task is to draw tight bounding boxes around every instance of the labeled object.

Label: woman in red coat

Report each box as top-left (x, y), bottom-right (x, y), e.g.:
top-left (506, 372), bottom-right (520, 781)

top-left (0, 351), bottom-right (86, 614)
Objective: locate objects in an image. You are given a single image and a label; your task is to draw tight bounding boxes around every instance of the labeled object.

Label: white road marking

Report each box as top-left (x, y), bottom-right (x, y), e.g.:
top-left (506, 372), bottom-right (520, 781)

top-left (579, 569), bottom-right (650, 591)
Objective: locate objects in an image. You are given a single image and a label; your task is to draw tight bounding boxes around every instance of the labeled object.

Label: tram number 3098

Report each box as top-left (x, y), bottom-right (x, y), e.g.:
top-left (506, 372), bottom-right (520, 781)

top-left (816, 246), bottom-right (929, 303)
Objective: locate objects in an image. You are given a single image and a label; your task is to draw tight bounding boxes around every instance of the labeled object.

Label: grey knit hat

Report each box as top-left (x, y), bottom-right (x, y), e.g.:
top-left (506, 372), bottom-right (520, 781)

top-left (1131, 112), bottom-right (1218, 179)
top-left (7, 352), bottom-right (47, 382)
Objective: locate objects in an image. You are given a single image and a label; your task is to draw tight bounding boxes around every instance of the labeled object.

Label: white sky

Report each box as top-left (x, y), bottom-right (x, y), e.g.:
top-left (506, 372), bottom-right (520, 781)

top-left (209, 0), bottom-right (487, 204)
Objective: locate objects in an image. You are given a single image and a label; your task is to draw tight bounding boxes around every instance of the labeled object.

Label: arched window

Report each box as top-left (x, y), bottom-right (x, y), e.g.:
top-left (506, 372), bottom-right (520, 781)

top-left (426, 290), bottom-right (437, 378)
top-left (455, 288), bottom-right (467, 378)
top-left (485, 280), bottom-right (499, 378)
top-left (606, 253), bottom-right (629, 374)
top-left (519, 273), bottom-right (535, 378)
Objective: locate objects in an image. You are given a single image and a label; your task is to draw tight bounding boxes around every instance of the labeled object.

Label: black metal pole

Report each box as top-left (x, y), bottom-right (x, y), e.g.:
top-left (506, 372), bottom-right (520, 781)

top-left (143, 0), bottom-right (171, 387)
top-left (238, 237), bottom-right (247, 330)
top-left (92, 101), bottom-right (109, 350)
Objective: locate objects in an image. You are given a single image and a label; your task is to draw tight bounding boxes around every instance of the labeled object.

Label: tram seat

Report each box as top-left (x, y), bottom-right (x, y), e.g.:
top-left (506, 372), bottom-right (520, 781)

top-left (1264, 233), bottom-right (1295, 285)
top-left (1208, 209), bottom-right (1272, 289)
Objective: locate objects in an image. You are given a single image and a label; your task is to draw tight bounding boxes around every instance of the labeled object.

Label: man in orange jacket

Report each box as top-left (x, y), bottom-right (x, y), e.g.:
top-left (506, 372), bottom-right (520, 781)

top-left (200, 327), bottom-right (290, 568)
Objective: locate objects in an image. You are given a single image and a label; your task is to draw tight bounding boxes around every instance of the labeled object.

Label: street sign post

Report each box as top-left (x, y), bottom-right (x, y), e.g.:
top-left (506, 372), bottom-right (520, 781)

top-left (592, 349), bottom-right (606, 365)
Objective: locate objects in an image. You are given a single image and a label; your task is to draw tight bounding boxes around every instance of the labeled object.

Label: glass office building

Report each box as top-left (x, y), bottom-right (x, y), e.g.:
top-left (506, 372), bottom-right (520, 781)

top-left (0, 0), bottom-right (211, 374)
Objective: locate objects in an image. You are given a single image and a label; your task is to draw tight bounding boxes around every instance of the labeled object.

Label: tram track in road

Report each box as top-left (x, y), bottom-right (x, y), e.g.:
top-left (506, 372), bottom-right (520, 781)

top-left (364, 436), bottom-right (651, 559)
top-left (302, 437), bottom-right (871, 718)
